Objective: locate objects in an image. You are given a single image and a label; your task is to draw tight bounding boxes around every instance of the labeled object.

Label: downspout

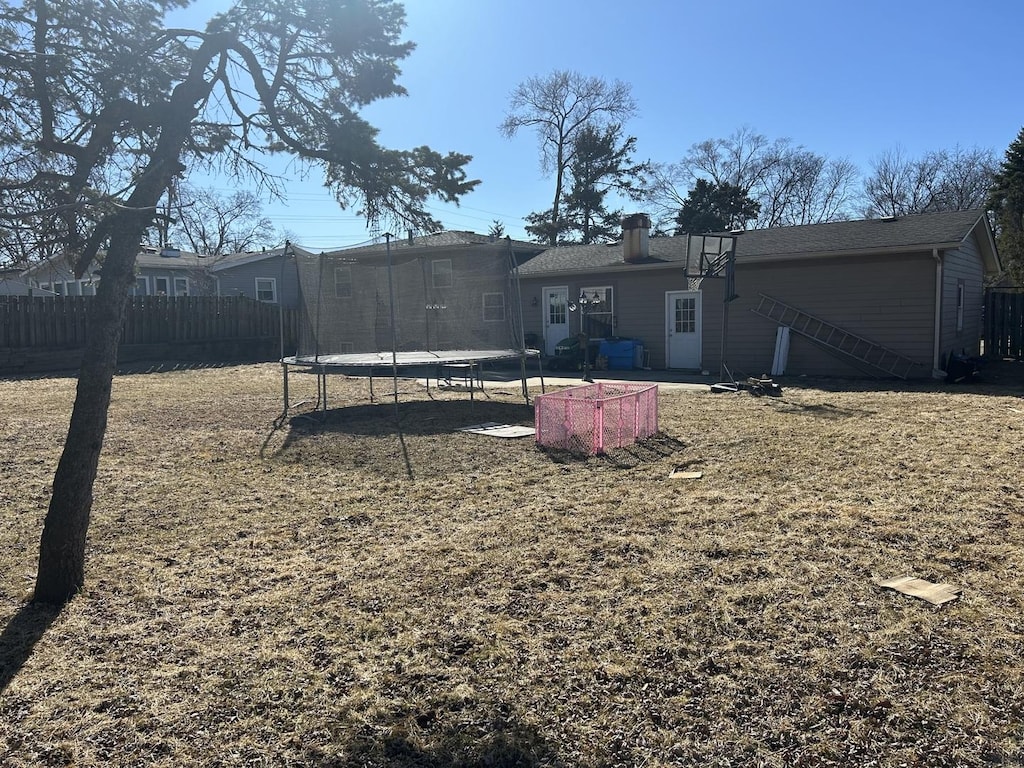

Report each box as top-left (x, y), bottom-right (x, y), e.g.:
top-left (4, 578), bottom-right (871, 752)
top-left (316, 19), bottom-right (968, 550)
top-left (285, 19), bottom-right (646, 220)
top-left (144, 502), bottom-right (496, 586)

top-left (931, 249), bottom-right (944, 377)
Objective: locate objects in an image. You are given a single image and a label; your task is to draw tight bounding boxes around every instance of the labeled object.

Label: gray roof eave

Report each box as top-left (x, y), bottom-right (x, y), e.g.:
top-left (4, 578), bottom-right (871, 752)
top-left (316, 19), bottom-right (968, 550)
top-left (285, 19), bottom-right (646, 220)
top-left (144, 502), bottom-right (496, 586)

top-left (518, 260), bottom-right (684, 279)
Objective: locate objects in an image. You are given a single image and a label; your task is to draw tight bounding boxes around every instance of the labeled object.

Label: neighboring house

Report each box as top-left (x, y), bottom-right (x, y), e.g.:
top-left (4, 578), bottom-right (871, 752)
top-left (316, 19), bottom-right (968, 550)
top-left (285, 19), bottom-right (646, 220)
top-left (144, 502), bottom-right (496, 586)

top-left (208, 245), bottom-right (301, 308)
top-left (1, 267), bottom-right (53, 296)
top-left (300, 230), bottom-right (545, 353)
top-left (21, 245), bottom-right (212, 297)
top-left (517, 210), bottom-right (1000, 378)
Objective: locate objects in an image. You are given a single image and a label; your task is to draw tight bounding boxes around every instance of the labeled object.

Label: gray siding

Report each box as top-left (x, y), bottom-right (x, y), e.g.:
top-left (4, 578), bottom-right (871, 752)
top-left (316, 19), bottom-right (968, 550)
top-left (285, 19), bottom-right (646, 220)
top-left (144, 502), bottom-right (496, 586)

top-left (519, 266), bottom-right (692, 368)
top-left (940, 236), bottom-right (985, 361)
top-left (719, 253), bottom-right (937, 378)
top-left (216, 256), bottom-right (300, 308)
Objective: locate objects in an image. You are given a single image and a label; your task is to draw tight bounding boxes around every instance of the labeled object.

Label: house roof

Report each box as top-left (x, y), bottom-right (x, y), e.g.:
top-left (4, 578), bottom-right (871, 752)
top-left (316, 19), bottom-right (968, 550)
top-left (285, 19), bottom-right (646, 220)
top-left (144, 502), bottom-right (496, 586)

top-left (209, 245), bottom-right (298, 272)
top-left (331, 230), bottom-right (543, 258)
top-left (517, 210), bottom-right (1000, 277)
top-left (518, 237), bottom-right (687, 276)
top-left (21, 245), bottom-right (208, 278)
top-left (729, 209), bottom-right (997, 267)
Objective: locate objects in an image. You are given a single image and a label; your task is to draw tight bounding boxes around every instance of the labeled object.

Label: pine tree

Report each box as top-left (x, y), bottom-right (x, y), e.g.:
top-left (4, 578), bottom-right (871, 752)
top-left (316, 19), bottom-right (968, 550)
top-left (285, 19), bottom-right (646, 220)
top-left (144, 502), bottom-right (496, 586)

top-left (673, 180), bottom-right (760, 234)
top-left (988, 127), bottom-right (1024, 283)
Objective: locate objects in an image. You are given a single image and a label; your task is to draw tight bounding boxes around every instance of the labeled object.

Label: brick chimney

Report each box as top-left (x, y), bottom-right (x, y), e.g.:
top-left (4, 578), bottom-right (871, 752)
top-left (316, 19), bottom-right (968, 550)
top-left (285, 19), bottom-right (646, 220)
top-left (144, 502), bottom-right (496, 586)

top-left (621, 213), bottom-right (651, 263)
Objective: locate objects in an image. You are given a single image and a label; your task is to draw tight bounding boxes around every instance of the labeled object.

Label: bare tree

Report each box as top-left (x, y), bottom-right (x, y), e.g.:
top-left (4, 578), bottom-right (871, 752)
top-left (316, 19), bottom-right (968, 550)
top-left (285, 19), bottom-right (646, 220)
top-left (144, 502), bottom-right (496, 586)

top-left (499, 70), bottom-right (636, 245)
top-left (1, 0), bottom-right (478, 604)
top-left (933, 145), bottom-right (997, 212)
top-left (863, 146), bottom-right (945, 217)
top-left (647, 127), bottom-right (859, 230)
top-left (759, 151), bottom-right (859, 227)
top-left (168, 186), bottom-right (278, 256)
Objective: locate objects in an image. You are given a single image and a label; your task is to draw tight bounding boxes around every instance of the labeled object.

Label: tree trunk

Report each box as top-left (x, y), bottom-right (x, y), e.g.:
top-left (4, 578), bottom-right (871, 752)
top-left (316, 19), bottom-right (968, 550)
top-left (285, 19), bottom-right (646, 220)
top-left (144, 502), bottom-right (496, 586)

top-left (33, 218), bottom-right (145, 604)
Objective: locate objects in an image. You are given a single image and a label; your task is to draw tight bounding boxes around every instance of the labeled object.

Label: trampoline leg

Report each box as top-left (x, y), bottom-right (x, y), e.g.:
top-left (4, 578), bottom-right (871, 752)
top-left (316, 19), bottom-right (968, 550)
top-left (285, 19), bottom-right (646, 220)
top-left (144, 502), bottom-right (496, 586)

top-left (282, 362), bottom-right (290, 418)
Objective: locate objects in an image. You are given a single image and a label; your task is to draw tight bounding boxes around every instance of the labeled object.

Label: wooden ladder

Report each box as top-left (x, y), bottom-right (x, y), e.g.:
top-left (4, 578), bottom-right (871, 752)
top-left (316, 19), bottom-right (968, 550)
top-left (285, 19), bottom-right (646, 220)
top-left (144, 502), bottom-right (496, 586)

top-left (752, 294), bottom-right (919, 379)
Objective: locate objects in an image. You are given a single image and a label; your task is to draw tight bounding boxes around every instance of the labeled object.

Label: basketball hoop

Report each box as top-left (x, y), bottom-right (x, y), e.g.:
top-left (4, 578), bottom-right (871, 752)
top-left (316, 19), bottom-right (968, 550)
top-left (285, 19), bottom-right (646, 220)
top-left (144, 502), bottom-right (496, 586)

top-left (686, 274), bottom-right (704, 292)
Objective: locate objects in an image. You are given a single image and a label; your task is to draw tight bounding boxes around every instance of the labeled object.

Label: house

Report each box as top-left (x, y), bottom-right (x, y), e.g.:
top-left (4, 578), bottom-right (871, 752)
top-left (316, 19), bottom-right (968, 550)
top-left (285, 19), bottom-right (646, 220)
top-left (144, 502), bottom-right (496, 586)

top-left (21, 245), bottom-right (212, 297)
top-left (290, 230), bottom-right (546, 355)
top-left (517, 210), bottom-right (1000, 379)
top-left (209, 245), bottom-right (301, 308)
top-left (0, 267), bottom-right (50, 296)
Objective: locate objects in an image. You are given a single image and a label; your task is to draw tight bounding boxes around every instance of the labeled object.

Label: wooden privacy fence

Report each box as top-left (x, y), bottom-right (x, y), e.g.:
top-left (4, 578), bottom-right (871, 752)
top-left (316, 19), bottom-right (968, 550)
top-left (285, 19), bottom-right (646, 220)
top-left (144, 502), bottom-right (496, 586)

top-left (985, 290), bottom-right (1024, 359)
top-left (1, 296), bottom-right (300, 371)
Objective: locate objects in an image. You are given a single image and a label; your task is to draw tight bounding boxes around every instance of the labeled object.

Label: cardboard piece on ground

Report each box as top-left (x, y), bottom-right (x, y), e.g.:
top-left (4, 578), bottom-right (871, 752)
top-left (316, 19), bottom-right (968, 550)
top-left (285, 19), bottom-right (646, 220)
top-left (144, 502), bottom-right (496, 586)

top-left (669, 467), bottom-right (703, 480)
top-left (458, 422), bottom-right (535, 439)
top-left (876, 576), bottom-right (961, 606)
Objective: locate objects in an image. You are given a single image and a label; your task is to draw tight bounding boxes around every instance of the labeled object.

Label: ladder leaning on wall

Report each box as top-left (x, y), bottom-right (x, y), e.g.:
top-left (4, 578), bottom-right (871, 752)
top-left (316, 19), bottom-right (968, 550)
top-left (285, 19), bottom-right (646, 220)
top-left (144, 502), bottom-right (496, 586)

top-left (751, 294), bottom-right (919, 379)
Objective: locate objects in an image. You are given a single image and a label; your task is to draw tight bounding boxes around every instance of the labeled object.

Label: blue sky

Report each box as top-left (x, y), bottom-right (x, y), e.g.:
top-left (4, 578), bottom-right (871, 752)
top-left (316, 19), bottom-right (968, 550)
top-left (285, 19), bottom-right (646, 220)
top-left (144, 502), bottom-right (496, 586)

top-left (183, 0), bottom-right (1024, 249)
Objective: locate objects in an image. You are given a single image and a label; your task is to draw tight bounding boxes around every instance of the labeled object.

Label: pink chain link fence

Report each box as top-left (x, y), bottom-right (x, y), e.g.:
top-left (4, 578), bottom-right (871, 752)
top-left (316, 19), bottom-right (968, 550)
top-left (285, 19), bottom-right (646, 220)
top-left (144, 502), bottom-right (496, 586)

top-left (534, 382), bottom-right (659, 456)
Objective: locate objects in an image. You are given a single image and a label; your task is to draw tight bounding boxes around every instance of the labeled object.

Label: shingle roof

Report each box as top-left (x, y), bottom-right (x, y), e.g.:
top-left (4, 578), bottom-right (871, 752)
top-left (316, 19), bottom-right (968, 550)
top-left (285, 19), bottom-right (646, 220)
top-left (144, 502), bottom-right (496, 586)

top-left (729, 209), bottom-right (989, 260)
top-left (518, 237), bottom-right (687, 275)
top-left (517, 210), bottom-right (994, 276)
top-left (332, 230), bottom-right (541, 255)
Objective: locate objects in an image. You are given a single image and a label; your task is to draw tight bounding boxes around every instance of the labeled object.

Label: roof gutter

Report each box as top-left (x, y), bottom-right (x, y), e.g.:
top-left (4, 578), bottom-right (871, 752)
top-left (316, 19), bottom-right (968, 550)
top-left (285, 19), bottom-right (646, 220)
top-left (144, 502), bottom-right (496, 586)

top-left (932, 249), bottom-right (945, 378)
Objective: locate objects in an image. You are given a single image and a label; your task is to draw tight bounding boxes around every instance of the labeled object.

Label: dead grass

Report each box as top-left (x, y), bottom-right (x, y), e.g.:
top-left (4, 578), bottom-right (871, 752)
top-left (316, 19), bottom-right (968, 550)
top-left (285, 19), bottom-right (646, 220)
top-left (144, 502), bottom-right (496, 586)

top-left (1, 363), bottom-right (1023, 767)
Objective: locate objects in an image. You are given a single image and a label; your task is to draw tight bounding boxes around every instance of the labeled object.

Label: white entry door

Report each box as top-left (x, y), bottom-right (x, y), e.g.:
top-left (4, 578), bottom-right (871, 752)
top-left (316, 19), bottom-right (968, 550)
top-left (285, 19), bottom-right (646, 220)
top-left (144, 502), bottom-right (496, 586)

top-left (542, 286), bottom-right (569, 355)
top-left (666, 291), bottom-right (702, 369)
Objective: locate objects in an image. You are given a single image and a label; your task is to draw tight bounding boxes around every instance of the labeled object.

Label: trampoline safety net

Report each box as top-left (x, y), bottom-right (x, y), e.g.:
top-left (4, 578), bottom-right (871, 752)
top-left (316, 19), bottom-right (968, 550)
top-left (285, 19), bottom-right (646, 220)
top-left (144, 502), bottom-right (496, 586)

top-left (292, 242), bottom-right (527, 362)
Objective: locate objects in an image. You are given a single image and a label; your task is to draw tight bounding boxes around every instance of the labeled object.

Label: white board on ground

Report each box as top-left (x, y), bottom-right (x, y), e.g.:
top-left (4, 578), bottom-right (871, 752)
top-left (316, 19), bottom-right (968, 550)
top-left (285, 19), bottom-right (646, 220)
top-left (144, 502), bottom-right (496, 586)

top-left (458, 422), bottom-right (536, 439)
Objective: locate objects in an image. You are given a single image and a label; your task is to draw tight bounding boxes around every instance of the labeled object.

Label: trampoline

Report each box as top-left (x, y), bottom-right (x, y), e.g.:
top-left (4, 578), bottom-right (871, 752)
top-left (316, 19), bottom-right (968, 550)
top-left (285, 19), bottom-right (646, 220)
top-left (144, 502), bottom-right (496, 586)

top-left (280, 235), bottom-right (543, 417)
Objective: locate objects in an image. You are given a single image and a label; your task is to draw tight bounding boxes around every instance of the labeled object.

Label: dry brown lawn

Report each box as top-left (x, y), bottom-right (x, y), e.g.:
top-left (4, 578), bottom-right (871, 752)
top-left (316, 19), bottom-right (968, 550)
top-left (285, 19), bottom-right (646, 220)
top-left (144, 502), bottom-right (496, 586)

top-left (1, 362), bottom-right (1023, 767)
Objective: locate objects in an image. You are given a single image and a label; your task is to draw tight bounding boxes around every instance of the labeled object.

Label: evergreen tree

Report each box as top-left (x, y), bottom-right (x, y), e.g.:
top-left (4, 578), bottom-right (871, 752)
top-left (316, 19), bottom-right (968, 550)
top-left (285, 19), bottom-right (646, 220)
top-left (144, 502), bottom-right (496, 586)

top-left (673, 179), bottom-right (760, 234)
top-left (988, 127), bottom-right (1024, 283)
top-left (562, 124), bottom-right (649, 244)
top-left (500, 70), bottom-right (636, 245)
top-left (524, 123), bottom-right (648, 244)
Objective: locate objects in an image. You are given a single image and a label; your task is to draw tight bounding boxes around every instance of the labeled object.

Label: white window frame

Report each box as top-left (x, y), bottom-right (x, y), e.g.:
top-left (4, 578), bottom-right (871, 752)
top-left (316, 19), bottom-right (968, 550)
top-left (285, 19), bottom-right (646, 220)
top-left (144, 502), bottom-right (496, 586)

top-left (432, 259), bottom-right (453, 288)
top-left (580, 285), bottom-right (613, 333)
top-left (255, 277), bottom-right (278, 303)
top-left (334, 266), bottom-right (352, 298)
top-left (133, 276), bottom-right (149, 296)
top-left (482, 292), bottom-right (505, 322)
top-left (173, 277), bottom-right (189, 297)
top-left (154, 276), bottom-right (170, 296)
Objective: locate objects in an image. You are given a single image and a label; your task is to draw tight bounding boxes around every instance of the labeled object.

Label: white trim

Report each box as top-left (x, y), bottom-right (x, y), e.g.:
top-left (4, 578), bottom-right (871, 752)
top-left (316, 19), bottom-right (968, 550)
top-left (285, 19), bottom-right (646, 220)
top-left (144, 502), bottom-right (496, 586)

top-left (153, 276), bottom-right (170, 296)
top-left (665, 290), bottom-right (702, 370)
top-left (255, 276), bottom-right (278, 303)
top-left (482, 292), bottom-right (505, 322)
top-left (431, 259), bottom-right (453, 288)
top-left (173, 276), bottom-right (190, 297)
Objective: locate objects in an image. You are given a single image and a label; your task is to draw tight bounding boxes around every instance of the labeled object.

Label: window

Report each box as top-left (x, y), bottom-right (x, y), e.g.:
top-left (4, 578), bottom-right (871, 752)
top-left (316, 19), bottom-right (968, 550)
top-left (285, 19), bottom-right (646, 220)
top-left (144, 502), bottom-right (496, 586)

top-left (174, 277), bottom-right (189, 297)
top-left (132, 277), bottom-right (149, 296)
top-left (334, 266), bottom-right (352, 298)
top-left (255, 277), bottom-right (278, 303)
top-left (674, 296), bottom-right (697, 334)
top-left (432, 259), bottom-right (453, 288)
top-left (483, 292), bottom-right (505, 322)
top-left (154, 277), bottom-right (169, 296)
top-left (580, 285), bottom-right (613, 336)
top-left (51, 281), bottom-right (64, 295)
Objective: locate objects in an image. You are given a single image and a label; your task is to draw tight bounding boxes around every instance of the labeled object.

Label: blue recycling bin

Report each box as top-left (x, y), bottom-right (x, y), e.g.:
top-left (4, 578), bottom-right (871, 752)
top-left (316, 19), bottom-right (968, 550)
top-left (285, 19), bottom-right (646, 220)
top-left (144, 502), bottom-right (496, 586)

top-left (599, 338), bottom-right (638, 370)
